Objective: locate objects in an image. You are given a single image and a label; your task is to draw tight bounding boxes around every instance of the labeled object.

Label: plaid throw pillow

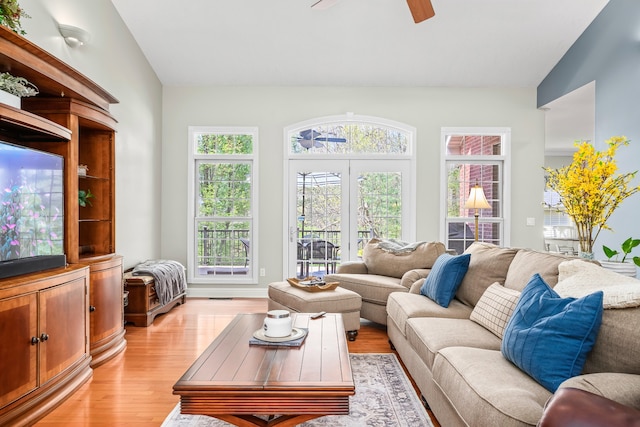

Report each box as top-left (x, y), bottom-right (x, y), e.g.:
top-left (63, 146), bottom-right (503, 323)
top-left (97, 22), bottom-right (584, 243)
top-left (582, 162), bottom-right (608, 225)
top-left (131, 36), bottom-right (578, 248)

top-left (470, 283), bottom-right (521, 338)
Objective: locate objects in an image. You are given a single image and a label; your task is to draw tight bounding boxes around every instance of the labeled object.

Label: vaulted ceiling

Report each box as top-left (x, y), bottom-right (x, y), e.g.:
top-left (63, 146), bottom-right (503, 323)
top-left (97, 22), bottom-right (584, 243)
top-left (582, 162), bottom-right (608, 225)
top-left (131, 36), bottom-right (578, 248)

top-left (111, 1), bottom-right (609, 154)
top-left (111, 0), bottom-right (609, 88)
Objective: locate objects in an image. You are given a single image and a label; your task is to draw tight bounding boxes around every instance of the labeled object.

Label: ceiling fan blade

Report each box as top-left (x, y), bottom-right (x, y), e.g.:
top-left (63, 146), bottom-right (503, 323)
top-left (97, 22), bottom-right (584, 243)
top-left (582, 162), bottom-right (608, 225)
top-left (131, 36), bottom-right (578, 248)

top-left (311, 0), bottom-right (340, 10)
top-left (406, 0), bottom-right (435, 23)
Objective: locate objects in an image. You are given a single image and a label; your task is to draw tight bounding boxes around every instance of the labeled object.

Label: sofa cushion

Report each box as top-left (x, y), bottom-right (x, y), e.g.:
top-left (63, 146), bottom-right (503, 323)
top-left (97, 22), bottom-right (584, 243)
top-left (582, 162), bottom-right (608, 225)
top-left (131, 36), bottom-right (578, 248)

top-left (433, 347), bottom-right (551, 426)
top-left (406, 317), bottom-right (501, 369)
top-left (470, 283), bottom-right (521, 338)
top-left (324, 273), bottom-right (404, 305)
top-left (420, 253), bottom-right (471, 307)
top-left (386, 292), bottom-right (472, 336)
top-left (501, 274), bottom-right (604, 392)
top-left (362, 238), bottom-right (446, 278)
top-left (503, 249), bottom-right (569, 291)
top-left (583, 306), bottom-right (640, 375)
top-left (456, 242), bottom-right (519, 307)
top-left (334, 260), bottom-right (369, 275)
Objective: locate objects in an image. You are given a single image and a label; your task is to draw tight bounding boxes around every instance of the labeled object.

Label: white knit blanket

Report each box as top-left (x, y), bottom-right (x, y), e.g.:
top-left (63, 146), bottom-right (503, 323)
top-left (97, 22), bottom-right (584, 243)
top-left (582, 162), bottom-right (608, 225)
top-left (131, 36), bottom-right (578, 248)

top-left (554, 259), bottom-right (640, 309)
top-left (132, 260), bottom-right (187, 306)
top-left (376, 239), bottom-right (426, 254)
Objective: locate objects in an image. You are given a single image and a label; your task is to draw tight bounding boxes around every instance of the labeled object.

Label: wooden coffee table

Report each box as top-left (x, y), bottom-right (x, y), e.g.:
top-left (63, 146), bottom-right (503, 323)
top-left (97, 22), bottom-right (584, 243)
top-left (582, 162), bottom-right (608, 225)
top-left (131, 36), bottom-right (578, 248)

top-left (173, 312), bottom-right (355, 427)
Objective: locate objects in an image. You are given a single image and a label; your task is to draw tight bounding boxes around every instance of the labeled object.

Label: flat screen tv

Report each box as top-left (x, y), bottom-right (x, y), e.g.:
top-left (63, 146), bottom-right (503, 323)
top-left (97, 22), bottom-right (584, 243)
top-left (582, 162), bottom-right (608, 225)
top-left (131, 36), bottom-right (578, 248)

top-left (0, 141), bottom-right (66, 279)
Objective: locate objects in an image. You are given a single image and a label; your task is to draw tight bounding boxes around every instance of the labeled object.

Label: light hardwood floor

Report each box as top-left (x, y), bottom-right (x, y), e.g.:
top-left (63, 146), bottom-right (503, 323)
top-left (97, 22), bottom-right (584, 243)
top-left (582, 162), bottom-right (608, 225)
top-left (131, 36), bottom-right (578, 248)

top-left (36, 298), bottom-right (439, 426)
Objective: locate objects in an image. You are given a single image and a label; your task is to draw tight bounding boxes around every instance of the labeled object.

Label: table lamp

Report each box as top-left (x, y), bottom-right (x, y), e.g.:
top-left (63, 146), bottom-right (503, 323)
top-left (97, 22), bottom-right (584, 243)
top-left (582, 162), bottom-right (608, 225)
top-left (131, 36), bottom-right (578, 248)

top-left (464, 183), bottom-right (491, 241)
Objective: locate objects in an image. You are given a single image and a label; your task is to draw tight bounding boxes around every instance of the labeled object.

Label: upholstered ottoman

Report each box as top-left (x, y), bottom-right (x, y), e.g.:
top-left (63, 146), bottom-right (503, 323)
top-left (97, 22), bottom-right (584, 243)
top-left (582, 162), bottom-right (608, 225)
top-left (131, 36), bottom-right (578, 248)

top-left (268, 281), bottom-right (362, 341)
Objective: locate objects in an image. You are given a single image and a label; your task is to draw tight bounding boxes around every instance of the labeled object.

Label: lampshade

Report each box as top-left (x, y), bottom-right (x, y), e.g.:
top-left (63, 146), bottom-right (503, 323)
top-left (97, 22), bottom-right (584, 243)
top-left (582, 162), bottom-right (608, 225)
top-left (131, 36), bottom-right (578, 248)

top-left (464, 184), bottom-right (491, 210)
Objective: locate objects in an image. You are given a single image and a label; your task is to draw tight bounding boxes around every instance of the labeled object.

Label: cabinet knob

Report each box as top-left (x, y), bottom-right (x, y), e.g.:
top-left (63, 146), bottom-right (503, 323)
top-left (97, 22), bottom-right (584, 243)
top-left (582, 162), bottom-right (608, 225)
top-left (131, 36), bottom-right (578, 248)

top-left (31, 336), bottom-right (40, 345)
top-left (40, 333), bottom-right (49, 342)
top-left (89, 305), bottom-right (96, 312)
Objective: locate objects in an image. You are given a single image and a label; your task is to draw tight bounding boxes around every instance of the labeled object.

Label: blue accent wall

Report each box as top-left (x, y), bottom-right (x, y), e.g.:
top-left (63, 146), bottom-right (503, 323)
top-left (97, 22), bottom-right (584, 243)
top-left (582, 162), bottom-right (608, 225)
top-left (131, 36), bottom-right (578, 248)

top-left (537, 0), bottom-right (640, 257)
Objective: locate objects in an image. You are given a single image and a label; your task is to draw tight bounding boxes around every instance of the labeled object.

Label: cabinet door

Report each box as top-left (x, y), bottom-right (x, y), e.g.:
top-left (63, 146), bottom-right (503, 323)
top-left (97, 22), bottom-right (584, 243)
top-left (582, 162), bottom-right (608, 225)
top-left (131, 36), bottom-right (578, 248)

top-left (0, 293), bottom-right (37, 408)
top-left (90, 257), bottom-right (123, 345)
top-left (39, 278), bottom-right (87, 385)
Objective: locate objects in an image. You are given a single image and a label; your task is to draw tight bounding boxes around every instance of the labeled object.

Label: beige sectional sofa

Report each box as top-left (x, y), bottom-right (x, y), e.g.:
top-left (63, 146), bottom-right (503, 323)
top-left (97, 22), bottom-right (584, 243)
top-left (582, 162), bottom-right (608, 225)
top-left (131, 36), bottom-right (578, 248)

top-left (383, 242), bottom-right (640, 426)
top-left (324, 238), bottom-right (447, 324)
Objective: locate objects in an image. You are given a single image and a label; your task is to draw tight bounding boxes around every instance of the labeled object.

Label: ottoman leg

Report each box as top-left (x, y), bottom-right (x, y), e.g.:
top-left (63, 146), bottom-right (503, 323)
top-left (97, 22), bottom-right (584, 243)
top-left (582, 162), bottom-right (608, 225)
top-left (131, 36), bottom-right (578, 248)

top-left (347, 330), bottom-right (358, 341)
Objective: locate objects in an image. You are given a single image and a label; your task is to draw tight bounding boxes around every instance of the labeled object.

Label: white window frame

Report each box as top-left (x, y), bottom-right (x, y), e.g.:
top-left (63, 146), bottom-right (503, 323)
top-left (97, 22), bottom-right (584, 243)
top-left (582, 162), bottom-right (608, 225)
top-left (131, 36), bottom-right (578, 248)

top-left (187, 126), bottom-right (259, 284)
top-left (439, 127), bottom-right (511, 248)
top-left (283, 114), bottom-right (417, 277)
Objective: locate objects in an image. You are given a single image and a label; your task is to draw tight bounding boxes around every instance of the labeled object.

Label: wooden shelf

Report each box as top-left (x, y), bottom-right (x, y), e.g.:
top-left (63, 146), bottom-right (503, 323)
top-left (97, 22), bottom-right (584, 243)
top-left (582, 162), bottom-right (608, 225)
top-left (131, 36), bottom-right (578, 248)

top-left (0, 103), bottom-right (70, 141)
top-left (79, 174), bottom-right (108, 181)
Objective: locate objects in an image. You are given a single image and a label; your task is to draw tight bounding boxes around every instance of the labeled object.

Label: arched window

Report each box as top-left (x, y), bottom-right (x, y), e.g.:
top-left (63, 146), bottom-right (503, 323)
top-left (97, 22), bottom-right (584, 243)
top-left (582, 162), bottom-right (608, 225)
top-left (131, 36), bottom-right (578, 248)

top-left (284, 114), bottom-right (416, 278)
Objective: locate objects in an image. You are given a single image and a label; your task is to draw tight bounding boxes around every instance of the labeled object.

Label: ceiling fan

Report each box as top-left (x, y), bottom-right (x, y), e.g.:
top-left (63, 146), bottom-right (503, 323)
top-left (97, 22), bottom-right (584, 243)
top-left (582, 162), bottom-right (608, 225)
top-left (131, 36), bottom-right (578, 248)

top-left (311, 0), bottom-right (435, 24)
top-left (296, 129), bottom-right (347, 149)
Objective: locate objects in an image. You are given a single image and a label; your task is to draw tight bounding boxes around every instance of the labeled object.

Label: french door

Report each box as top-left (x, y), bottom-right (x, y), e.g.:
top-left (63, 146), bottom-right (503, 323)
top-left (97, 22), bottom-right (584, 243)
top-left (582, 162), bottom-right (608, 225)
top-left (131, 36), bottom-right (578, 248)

top-left (286, 159), bottom-right (413, 278)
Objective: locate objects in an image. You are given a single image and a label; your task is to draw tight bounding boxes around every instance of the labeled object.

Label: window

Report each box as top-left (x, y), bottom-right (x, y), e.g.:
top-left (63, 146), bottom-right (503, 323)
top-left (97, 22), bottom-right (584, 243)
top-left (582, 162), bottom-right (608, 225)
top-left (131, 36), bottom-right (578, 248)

top-left (543, 181), bottom-right (578, 255)
top-left (441, 128), bottom-right (510, 253)
top-left (187, 127), bottom-right (258, 284)
top-left (285, 114), bottom-right (415, 278)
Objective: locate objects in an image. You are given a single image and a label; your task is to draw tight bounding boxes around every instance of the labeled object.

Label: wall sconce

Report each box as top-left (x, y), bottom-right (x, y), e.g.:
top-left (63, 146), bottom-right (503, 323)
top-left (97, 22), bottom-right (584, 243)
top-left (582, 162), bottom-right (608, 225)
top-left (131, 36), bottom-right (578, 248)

top-left (58, 24), bottom-right (90, 48)
top-left (464, 183), bottom-right (491, 241)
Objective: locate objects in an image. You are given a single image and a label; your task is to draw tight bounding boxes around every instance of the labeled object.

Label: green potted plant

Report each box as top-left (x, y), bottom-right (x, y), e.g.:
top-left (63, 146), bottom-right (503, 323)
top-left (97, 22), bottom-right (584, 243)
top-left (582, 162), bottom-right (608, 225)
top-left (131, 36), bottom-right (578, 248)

top-left (601, 237), bottom-right (640, 277)
top-left (0, 71), bottom-right (38, 108)
top-left (0, 0), bottom-right (29, 35)
top-left (78, 189), bottom-right (94, 207)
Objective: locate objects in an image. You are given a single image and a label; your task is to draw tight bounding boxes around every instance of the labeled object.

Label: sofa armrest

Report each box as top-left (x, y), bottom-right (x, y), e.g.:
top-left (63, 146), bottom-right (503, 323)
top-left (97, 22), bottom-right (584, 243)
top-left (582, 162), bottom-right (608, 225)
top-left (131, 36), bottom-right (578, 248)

top-left (400, 268), bottom-right (431, 290)
top-left (409, 278), bottom-right (426, 294)
top-left (335, 261), bottom-right (369, 274)
top-left (558, 373), bottom-right (640, 409)
top-left (539, 387), bottom-right (640, 427)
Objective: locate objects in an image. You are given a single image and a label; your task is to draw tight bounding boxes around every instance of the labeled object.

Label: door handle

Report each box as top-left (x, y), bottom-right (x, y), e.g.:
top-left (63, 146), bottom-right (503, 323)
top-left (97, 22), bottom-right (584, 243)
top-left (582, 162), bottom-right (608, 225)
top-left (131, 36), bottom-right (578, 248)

top-left (289, 226), bottom-right (296, 243)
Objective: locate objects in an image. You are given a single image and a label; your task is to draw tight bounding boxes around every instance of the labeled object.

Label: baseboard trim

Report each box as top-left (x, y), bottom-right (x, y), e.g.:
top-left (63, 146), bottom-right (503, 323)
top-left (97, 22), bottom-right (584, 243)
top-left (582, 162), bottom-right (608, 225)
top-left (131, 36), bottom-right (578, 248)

top-left (186, 287), bottom-right (268, 299)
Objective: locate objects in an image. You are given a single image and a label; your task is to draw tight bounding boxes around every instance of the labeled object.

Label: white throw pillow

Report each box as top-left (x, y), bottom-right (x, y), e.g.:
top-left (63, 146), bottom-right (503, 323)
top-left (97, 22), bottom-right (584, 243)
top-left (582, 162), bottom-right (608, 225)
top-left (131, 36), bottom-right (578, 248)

top-left (555, 259), bottom-right (640, 309)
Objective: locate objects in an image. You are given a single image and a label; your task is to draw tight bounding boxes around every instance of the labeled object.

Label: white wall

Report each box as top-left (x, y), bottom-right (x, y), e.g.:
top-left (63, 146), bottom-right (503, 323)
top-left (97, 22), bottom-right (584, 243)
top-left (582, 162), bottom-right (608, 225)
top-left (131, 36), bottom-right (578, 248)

top-left (22, 0), bottom-right (163, 269)
top-left (15, 2), bottom-right (548, 296)
top-left (544, 155), bottom-right (573, 169)
top-left (163, 86), bottom-right (546, 295)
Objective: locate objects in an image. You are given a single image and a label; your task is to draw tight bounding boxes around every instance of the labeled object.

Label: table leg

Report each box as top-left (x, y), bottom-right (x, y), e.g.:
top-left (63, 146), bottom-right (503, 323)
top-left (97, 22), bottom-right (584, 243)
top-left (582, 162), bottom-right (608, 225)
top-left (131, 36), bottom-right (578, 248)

top-left (216, 413), bottom-right (322, 427)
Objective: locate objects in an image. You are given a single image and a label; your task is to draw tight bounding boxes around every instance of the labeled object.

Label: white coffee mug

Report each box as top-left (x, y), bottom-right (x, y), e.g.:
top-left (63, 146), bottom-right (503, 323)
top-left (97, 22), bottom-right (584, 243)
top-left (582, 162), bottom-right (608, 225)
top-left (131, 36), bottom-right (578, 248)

top-left (263, 310), bottom-right (292, 338)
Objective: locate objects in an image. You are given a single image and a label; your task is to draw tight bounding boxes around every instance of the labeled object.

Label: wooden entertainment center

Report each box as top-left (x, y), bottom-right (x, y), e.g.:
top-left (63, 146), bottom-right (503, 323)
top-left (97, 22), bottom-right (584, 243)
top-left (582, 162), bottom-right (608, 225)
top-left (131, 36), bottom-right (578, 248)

top-left (0, 27), bottom-right (125, 425)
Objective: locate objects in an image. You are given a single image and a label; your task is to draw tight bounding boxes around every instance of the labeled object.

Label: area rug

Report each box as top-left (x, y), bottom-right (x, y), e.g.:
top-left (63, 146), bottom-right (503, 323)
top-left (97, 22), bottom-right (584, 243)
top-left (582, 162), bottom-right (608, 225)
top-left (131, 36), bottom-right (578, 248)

top-left (162, 353), bottom-right (433, 426)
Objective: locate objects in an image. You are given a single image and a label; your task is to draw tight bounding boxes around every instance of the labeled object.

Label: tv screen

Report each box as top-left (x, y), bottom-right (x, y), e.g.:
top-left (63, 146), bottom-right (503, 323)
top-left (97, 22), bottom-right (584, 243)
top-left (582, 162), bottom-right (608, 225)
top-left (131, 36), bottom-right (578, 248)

top-left (0, 142), bottom-right (64, 264)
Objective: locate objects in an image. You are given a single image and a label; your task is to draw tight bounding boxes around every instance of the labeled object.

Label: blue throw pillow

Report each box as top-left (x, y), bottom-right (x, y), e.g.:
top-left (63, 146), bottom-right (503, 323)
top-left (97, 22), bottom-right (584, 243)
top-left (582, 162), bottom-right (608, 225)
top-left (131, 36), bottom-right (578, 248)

top-left (501, 274), bottom-right (603, 392)
top-left (420, 253), bottom-right (471, 307)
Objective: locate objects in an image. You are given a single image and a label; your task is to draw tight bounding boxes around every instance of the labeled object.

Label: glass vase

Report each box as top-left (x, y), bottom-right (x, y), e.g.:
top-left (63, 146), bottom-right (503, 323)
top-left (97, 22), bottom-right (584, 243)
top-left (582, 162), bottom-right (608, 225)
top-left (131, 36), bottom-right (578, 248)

top-left (579, 251), bottom-right (594, 260)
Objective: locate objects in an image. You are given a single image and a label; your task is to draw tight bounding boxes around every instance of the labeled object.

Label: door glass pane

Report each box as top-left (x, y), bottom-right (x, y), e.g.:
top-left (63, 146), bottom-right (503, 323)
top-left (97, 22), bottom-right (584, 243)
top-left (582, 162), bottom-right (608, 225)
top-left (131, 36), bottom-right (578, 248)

top-left (296, 172), bottom-right (341, 278)
top-left (357, 171), bottom-right (402, 257)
